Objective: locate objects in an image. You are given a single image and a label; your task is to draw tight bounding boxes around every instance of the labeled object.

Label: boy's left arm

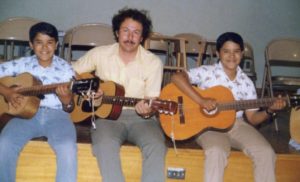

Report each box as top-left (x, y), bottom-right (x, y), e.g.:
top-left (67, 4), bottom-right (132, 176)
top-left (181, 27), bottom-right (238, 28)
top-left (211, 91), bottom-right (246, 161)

top-left (245, 96), bottom-right (287, 125)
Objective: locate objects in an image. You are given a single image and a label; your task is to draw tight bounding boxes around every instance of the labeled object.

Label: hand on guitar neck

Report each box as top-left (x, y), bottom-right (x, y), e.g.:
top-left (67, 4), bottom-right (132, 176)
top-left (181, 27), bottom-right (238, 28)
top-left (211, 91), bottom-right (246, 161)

top-left (135, 98), bottom-right (157, 119)
top-left (83, 84), bottom-right (158, 119)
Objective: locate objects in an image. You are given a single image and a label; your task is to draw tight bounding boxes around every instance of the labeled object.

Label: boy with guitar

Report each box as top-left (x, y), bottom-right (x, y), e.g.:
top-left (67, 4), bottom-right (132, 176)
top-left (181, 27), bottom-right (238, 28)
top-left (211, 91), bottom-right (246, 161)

top-left (0, 22), bottom-right (77, 182)
top-left (171, 32), bottom-right (286, 182)
top-left (72, 8), bottom-right (166, 182)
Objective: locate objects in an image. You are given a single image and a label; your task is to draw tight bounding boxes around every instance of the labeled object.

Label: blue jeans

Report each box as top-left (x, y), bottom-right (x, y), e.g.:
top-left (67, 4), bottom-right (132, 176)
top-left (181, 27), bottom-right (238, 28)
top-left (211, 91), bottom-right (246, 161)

top-left (0, 107), bottom-right (77, 182)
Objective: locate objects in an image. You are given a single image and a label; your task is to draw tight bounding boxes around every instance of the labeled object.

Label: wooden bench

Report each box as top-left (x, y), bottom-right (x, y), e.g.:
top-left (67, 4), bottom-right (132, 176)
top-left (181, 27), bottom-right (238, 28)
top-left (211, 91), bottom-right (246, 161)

top-left (1, 111), bottom-right (298, 181)
top-left (16, 140), bottom-right (300, 182)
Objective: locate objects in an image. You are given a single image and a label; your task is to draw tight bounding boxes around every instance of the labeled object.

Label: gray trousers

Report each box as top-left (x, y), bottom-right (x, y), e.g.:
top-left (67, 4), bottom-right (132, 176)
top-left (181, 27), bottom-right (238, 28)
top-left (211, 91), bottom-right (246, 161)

top-left (196, 118), bottom-right (276, 182)
top-left (91, 109), bottom-right (167, 182)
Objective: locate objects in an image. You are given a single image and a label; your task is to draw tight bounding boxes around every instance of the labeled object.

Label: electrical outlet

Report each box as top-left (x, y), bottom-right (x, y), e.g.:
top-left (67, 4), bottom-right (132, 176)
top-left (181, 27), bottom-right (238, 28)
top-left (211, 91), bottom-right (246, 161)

top-left (167, 167), bottom-right (185, 179)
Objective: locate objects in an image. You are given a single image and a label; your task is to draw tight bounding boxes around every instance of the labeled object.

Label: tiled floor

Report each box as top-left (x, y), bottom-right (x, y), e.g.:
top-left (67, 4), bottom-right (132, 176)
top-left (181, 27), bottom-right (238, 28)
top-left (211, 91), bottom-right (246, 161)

top-left (259, 110), bottom-right (299, 154)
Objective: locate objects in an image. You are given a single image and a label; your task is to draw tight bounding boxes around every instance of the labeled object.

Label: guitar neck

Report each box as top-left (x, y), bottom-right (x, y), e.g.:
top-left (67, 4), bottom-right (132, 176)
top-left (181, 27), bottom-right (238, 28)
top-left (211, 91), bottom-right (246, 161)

top-left (18, 82), bottom-right (70, 96)
top-left (218, 97), bottom-right (287, 111)
top-left (102, 95), bottom-right (144, 107)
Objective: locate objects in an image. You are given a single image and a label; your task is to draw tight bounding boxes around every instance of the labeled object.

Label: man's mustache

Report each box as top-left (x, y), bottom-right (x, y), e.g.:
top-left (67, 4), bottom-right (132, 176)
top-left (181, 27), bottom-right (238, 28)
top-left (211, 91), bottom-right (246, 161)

top-left (124, 40), bottom-right (135, 44)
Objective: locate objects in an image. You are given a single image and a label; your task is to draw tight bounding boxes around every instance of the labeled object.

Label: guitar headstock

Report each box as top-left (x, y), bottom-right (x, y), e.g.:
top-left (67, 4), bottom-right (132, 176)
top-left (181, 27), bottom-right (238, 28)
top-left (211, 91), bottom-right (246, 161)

top-left (289, 94), bottom-right (300, 109)
top-left (151, 99), bottom-right (178, 115)
top-left (71, 77), bottom-right (100, 95)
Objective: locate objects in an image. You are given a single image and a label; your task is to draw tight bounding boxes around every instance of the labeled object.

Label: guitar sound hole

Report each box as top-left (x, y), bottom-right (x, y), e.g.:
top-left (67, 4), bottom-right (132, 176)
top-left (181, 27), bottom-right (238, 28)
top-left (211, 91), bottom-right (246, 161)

top-left (37, 95), bottom-right (45, 99)
top-left (82, 100), bottom-right (96, 112)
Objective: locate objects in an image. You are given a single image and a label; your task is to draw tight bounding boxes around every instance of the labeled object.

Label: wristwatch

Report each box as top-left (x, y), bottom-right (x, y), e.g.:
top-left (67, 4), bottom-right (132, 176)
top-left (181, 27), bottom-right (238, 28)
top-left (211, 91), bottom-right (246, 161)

top-left (63, 101), bottom-right (74, 111)
top-left (64, 103), bottom-right (73, 109)
top-left (266, 109), bottom-right (276, 117)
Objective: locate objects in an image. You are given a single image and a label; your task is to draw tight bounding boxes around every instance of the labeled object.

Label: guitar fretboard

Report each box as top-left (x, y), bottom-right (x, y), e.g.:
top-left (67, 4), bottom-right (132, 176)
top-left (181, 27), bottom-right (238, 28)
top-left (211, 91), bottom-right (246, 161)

top-left (218, 97), bottom-right (288, 111)
top-left (18, 82), bottom-right (69, 96)
top-left (102, 95), bottom-right (144, 106)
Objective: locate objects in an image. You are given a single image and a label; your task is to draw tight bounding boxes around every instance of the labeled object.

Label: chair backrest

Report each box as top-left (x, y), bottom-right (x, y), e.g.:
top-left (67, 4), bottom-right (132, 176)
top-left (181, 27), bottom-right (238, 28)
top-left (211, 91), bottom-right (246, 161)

top-left (61, 23), bottom-right (115, 62)
top-left (266, 38), bottom-right (300, 66)
top-left (0, 17), bottom-right (40, 61)
top-left (143, 32), bottom-right (169, 52)
top-left (261, 38), bottom-right (300, 98)
top-left (174, 33), bottom-right (206, 67)
top-left (70, 23), bottom-right (114, 46)
top-left (241, 42), bottom-right (256, 82)
top-left (174, 33), bottom-right (206, 55)
top-left (0, 17), bottom-right (40, 41)
top-left (243, 42), bottom-right (254, 60)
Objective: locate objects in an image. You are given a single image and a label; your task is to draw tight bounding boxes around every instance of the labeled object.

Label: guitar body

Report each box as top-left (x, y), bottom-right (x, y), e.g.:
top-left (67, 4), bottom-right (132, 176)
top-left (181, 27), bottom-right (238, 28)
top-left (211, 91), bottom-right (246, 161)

top-left (0, 72), bottom-right (99, 123)
top-left (159, 83), bottom-right (236, 140)
top-left (0, 73), bottom-right (41, 120)
top-left (290, 108), bottom-right (300, 143)
top-left (71, 73), bottom-right (125, 123)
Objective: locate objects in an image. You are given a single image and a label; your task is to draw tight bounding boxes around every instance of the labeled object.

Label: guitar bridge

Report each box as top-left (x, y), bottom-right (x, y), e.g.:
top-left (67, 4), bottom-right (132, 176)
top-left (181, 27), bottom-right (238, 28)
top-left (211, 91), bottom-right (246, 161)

top-left (178, 96), bottom-right (185, 124)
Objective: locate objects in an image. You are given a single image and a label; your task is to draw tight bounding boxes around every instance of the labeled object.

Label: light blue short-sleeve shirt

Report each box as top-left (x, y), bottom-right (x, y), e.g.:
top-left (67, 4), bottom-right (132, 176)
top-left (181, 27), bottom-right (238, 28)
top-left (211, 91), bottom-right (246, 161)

top-left (0, 55), bottom-right (75, 109)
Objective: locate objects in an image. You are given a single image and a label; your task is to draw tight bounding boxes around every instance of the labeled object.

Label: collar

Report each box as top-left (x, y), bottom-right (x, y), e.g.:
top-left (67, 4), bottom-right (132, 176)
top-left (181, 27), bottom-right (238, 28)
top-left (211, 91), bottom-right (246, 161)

top-left (113, 43), bottom-right (144, 65)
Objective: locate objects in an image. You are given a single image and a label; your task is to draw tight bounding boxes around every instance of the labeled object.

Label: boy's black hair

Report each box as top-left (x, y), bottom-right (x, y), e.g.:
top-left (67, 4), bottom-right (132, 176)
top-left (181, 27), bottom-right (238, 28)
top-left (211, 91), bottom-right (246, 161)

top-left (112, 7), bottom-right (152, 44)
top-left (216, 32), bottom-right (244, 52)
top-left (29, 22), bottom-right (59, 42)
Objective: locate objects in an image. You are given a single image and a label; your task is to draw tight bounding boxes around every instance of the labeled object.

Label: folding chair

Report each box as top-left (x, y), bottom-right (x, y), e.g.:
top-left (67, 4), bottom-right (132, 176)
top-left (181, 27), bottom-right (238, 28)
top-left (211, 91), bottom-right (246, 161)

top-left (261, 38), bottom-right (300, 131)
top-left (261, 38), bottom-right (300, 97)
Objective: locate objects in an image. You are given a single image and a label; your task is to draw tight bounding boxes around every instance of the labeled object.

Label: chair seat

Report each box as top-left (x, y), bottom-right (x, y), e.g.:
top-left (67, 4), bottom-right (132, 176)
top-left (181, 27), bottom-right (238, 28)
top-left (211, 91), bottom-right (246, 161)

top-left (272, 76), bottom-right (300, 92)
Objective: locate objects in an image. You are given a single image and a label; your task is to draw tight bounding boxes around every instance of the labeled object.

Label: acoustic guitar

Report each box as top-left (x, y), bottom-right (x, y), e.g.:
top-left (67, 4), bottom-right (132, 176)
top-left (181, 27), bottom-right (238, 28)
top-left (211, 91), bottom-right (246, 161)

top-left (70, 73), bottom-right (177, 123)
top-left (159, 83), bottom-right (300, 141)
top-left (0, 72), bottom-right (99, 121)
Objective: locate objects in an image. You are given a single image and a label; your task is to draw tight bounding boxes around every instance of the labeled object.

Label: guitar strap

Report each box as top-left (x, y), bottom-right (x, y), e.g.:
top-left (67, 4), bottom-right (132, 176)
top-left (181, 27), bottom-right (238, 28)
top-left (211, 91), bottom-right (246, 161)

top-left (90, 93), bottom-right (97, 129)
top-left (147, 98), bottom-right (178, 153)
top-left (88, 92), bottom-right (96, 130)
top-left (82, 82), bottom-right (98, 129)
top-left (170, 115), bottom-right (178, 155)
